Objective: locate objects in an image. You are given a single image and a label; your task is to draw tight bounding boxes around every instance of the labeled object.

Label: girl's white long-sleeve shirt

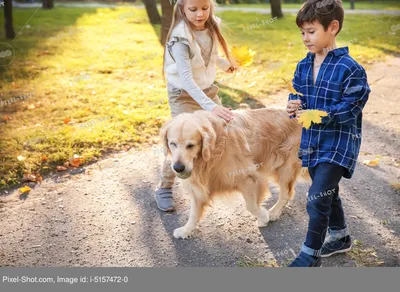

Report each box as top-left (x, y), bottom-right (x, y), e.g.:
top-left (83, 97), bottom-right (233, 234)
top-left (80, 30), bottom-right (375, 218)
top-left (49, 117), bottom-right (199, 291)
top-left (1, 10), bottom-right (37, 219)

top-left (164, 22), bottom-right (232, 111)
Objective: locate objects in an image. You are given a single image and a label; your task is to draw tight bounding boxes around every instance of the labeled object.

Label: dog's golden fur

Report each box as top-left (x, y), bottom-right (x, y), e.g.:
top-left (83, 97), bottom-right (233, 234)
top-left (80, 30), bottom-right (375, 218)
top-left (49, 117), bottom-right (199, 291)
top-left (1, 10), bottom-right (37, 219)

top-left (161, 108), bottom-right (309, 239)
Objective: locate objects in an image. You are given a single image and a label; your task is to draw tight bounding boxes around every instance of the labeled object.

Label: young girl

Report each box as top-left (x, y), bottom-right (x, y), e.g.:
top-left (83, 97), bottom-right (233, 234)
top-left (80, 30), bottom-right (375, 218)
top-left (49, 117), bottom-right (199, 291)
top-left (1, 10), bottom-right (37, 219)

top-left (155, 0), bottom-right (237, 211)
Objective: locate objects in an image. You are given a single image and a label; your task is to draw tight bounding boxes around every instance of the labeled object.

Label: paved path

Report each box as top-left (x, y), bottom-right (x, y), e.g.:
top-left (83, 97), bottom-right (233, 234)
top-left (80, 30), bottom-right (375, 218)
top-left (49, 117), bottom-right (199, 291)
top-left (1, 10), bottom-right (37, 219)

top-left (1, 57), bottom-right (399, 267)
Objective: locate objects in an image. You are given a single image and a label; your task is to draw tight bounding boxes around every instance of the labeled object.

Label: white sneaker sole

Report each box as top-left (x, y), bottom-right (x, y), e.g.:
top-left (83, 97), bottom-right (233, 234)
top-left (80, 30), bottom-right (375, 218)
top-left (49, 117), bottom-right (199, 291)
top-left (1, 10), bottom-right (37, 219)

top-left (320, 246), bottom-right (352, 258)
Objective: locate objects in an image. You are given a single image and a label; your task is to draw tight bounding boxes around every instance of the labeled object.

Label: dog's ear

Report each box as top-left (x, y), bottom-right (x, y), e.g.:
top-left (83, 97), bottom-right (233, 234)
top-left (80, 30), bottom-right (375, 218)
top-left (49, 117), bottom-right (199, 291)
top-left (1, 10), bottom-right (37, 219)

top-left (199, 119), bottom-right (217, 161)
top-left (160, 120), bottom-right (172, 157)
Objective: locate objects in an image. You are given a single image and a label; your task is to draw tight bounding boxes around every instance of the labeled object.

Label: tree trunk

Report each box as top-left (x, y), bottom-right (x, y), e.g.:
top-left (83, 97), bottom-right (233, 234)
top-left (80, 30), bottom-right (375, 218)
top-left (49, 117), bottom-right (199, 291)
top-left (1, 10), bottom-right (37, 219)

top-left (4, 0), bottom-right (15, 39)
top-left (270, 0), bottom-right (283, 19)
top-left (160, 0), bottom-right (174, 46)
top-left (143, 0), bottom-right (161, 25)
top-left (350, 0), bottom-right (355, 10)
top-left (43, 0), bottom-right (54, 9)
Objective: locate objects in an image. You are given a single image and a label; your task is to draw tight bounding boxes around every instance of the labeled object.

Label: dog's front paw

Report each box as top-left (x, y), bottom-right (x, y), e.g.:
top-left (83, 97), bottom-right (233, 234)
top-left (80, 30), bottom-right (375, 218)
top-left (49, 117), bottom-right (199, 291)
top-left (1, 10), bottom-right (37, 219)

top-left (268, 207), bottom-right (282, 221)
top-left (257, 209), bottom-right (270, 227)
top-left (173, 227), bottom-right (192, 239)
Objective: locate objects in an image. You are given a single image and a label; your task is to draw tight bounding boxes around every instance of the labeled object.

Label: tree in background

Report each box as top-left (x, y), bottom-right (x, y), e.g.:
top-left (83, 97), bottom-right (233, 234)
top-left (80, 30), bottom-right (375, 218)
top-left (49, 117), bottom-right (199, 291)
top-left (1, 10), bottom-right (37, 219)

top-left (4, 0), bottom-right (15, 39)
top-left (270, 0), bottom-right (283, 18)
top-left (43, 0), bottom-right (54, 9)
top-left (160, 0), bottom-right (174, 45)
top-left (144, 0), bottom-right (161, 24)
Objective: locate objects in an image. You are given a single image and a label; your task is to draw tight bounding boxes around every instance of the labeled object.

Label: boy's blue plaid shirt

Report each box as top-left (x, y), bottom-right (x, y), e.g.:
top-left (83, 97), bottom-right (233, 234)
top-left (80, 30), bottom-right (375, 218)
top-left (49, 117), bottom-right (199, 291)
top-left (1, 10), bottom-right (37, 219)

top-left (289, 47), bottom-right (370, 178)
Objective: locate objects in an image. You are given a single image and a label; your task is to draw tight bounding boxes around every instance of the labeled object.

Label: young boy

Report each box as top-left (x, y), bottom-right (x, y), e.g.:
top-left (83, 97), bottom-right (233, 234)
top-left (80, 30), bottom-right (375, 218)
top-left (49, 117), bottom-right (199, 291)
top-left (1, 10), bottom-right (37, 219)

top-left (286, 0), bottom-right (370, 267)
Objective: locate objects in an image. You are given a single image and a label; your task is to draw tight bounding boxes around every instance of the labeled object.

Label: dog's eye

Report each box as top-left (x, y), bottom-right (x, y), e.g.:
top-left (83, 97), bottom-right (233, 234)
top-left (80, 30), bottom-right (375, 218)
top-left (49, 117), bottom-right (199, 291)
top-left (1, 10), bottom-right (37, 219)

top-left (187, 144), bottom-right (195, 149)
top-left (170, 142), bottom-right (177, 147)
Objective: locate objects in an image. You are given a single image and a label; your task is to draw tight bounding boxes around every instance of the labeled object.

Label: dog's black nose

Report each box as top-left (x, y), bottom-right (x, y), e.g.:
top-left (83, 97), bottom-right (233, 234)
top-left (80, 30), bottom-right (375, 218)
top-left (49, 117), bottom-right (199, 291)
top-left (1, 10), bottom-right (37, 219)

top-left (173, 163), bottom-right (185, 173)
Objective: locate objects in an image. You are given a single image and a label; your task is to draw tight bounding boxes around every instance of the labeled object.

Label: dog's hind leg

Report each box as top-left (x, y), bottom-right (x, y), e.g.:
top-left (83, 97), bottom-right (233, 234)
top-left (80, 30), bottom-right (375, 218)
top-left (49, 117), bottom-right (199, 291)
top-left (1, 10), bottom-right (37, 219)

top-left (268, 163), bottom-right (298, 221)
top-left (173, 197), bottom-right (206, 239)
top-left (239, 177), bottom-right (270, 227)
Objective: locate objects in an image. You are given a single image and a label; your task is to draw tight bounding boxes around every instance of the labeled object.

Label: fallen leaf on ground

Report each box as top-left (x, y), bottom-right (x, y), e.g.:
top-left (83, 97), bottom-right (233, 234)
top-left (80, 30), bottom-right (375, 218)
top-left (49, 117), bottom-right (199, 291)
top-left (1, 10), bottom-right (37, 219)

top-left (362, 159), bottom-right (379, 167)
top-left (297, 110), bottom-right (328, 129)
top-left (23, 173), bottom-right (43, 183)
top-left (57, 166), bottom-right (68, 172)
top-left (70, 155), bottom-right (85, 167)
top-left (19, 186), bottom-right (31, 193)
top-left (64, 118), bottom-right (71, 124)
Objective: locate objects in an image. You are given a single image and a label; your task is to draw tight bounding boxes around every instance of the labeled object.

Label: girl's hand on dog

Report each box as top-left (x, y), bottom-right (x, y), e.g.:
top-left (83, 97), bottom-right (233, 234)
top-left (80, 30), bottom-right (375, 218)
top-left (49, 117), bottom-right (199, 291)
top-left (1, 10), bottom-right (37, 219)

top-left (286, 99), bottom-right (301, 116)
top-left (212, 106), bottom-right (234, 122)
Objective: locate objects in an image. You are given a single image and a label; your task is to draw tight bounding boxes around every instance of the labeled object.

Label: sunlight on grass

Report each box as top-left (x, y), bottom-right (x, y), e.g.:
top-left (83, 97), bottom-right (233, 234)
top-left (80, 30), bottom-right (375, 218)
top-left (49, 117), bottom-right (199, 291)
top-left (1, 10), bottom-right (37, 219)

top-left (0, 7), bottom-right (167, 188)
top-left (0, 7), bottom-right (399, 189)
top-left (216, 11), bottom-right (399, 106)
top-left (219, 1), bottom-right (400, 10)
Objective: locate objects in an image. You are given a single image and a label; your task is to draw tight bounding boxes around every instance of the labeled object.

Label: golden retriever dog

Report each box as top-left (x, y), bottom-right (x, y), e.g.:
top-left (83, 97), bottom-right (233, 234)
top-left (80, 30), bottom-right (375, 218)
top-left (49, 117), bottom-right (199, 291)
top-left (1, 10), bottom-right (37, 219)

top-left (160, 108), bottom-right (308, 239)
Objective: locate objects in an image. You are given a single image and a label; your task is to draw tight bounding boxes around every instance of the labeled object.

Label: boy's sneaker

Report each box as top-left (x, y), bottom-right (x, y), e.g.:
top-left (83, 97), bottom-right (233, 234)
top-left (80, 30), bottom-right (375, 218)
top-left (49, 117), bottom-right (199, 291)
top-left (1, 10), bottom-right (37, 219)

top-left (288, 252), bottom-right (322, 267)
top-left (155, 188), bottom-right (175, 212)
top-left (320, 235), bottom-right (352, 258)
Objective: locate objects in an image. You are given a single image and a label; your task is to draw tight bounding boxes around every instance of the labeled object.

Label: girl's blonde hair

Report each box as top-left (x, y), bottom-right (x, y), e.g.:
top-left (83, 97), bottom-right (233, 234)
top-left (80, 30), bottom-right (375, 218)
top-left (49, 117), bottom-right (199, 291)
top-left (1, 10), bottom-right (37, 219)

top-left (162, 0), bottom-right (232, 83)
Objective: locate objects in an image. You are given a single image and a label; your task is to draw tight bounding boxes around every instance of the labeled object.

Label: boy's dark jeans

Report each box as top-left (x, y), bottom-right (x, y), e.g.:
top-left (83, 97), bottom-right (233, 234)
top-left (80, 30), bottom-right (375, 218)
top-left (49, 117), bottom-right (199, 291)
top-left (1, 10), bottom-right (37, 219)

top-left (301, 162), bottom-right (350, 257)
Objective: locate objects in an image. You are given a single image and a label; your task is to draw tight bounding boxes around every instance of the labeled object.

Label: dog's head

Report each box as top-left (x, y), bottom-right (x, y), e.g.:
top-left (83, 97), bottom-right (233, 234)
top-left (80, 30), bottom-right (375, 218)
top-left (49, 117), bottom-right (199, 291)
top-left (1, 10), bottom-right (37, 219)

top-left (160, 112), bottom-right (218, 179)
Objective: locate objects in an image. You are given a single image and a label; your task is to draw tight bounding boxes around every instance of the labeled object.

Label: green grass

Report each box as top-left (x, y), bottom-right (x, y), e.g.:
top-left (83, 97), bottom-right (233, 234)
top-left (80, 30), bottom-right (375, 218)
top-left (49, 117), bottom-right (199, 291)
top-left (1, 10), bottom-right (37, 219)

top-left (219, 1), bottom-right (400, 10)
top-left (130, 0), bottom-right (400, 11)
top-left (0, 7), bottom-right (399, 189)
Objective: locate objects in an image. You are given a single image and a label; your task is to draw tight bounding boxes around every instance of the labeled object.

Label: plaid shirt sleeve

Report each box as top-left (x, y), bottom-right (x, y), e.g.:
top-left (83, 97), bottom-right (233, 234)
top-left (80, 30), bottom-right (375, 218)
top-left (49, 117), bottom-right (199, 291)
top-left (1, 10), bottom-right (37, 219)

top-left (321, 65), bottom-right (370, 125)
top-left (288, 63), bottom-right (307, 110)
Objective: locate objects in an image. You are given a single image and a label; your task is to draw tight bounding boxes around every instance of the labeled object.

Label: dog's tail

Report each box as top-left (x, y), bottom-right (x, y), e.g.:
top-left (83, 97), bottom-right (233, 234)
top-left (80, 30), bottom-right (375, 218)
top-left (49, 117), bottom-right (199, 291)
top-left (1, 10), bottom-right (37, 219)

top-left (298, 167), bottom-right (311, 183)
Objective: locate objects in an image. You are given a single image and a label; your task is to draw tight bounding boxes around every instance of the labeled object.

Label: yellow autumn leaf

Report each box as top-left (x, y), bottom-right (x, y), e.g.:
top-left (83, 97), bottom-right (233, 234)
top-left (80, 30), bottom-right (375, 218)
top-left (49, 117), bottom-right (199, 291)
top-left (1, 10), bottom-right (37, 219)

top-left (297, 110), bottom-right (328, 129)
top-left (230, 46), bottom-right (256, 67)
top-left (19, 186), bottom-right (31, 193)
top-left (282, 78), bottom-right (304, 96)
top-left (363, 159), bottom-right (379, 167)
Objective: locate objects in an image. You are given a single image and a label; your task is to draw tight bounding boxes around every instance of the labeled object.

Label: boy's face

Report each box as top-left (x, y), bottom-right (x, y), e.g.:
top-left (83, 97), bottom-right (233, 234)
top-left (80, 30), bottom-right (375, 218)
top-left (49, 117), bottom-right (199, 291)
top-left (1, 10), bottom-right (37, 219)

top-left (300, 21), bottom-right (336, 55)
top-left (183, 0), bottom-right (211, 30)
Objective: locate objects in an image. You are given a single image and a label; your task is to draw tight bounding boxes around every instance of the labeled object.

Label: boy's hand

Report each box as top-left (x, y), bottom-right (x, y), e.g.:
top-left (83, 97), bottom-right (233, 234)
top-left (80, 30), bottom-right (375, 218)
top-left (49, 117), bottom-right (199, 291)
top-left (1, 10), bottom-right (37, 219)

top-left (286, 99), bottom-right (301, 116)
top-left (226, 66), bottom-right (238, 73)
top-left (295, 109), bottom-right (305, 120)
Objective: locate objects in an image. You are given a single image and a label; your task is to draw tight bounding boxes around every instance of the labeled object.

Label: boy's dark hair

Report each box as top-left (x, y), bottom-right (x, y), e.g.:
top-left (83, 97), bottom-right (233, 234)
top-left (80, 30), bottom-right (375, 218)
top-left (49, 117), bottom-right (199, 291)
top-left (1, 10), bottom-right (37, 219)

top-left (296, 0), bottom-right (344, 35)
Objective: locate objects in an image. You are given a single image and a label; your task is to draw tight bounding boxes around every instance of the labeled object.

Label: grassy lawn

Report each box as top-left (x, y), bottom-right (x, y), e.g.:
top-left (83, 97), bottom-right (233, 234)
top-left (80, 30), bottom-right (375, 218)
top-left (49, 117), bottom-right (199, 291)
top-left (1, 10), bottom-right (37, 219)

top-left (55, 0), bottom-right (400, 10)
top-left (219, 1), bottom-right (400, 10)
top-left (0, 7), bottom-right (399, 189)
